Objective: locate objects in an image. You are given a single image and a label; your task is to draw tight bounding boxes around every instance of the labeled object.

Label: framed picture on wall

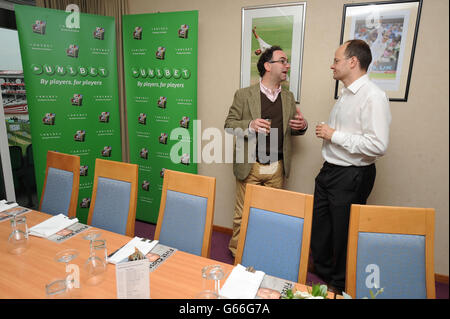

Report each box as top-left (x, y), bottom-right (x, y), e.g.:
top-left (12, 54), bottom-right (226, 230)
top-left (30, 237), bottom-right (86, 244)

top-left (336, 0), bottom-right (423, 101)
top-left (240, 2), bottom-right (307, 102)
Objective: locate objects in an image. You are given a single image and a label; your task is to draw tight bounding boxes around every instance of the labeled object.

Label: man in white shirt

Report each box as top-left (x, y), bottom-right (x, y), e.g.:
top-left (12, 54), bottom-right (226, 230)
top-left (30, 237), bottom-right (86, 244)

top-left (311, 39), bottom-right (391, 294)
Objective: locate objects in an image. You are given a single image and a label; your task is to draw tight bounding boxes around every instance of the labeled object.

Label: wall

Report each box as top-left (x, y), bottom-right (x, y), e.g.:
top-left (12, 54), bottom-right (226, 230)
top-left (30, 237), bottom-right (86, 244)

top-left (128, 0), bottom-right (449, 276)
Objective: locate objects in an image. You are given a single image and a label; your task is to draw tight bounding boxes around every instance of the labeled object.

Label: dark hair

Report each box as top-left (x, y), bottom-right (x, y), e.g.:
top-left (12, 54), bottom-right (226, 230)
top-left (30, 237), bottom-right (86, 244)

top-left (344, 39), bottom-right (372, 72)
top-left (257, 45), bottom-right (283, 77)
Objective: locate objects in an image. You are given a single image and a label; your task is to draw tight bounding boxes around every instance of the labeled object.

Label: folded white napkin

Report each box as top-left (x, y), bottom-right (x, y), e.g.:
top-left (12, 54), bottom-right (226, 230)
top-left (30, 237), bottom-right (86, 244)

top-left (29, 214), bottom-right (78, 238)
top-left (220, 264), bottom-right (265, 299)
top-left (108, 237), bottom-right (159, 264)
top-left (0, 200), bottom-right (18, 212)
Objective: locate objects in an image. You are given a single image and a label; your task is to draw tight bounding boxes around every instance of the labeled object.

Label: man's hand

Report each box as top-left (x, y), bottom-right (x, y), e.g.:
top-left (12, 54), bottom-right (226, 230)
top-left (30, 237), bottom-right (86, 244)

top-left (315, 122), bottom-right (335, 141)
top-left (249, 118), bottom-right (271, 134)
top-left (289, 108), bottom-right (307, 131)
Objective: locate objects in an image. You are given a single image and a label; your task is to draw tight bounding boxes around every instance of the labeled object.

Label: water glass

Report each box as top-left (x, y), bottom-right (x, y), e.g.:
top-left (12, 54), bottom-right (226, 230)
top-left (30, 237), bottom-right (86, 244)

top-left (201, 265), bottom-right (225, 296)
top-left (7, 216), bottom-right (29, 255)
top-left (90, 239), bottom-right (107, 262)
top-left (83, 239), bottom-right (107, 286)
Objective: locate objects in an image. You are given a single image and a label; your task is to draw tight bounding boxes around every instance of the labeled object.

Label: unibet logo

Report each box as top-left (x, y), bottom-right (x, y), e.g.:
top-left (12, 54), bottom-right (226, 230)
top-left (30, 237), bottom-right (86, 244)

top-left (31, 64), bottom-right (109, 77)
top-left (131, 67), bottom-right (191, 80)
top-left (32, 64), bottom-right (43, 75)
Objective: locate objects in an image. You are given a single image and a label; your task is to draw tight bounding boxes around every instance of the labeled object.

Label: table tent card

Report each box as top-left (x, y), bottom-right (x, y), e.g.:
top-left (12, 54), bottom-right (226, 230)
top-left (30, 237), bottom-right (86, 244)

top-left (116, 259), bottom-right (150, 299)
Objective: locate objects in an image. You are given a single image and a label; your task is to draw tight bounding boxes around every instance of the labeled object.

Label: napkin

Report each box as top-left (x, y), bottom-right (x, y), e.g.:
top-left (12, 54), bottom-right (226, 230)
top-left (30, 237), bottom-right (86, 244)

top-left (220, 264), bottom-right (265, 299)
top-left (0, 200), bottom-right (18, 212)
top-left (108, 237), bottom-right (159, 264)
top-left (29, 214), bottom-right (78, 238)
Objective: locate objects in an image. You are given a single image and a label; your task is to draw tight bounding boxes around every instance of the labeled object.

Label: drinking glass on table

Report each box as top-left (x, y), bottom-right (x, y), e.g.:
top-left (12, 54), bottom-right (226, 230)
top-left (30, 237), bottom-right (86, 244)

top-left (83, 239), bottom-right (107, 286)
top-left (54, 248), bottom-right (79, 295)
top-left (200, 265), bottom-right (225, 297)
top-left (82, 229), bottom-right (102, 244)
top-left (7, 215), bottom-right (29, 255)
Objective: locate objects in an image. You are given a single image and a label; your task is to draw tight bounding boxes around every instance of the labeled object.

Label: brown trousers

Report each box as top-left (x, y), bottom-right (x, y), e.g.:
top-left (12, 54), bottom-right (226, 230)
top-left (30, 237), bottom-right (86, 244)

top-left (228, 161), bottom-right (284, 257)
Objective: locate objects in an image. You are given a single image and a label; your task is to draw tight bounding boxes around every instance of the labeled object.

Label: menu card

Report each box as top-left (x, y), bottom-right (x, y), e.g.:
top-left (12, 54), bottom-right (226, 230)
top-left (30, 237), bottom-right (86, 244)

top-left (255, 274), bottom-right (295, 299)
top-left (47, 223), bottom-right (90, 243)
top-left (116, 259), bottom-right (150, 299)
top-left (147, 243), bottom-right (177, 273)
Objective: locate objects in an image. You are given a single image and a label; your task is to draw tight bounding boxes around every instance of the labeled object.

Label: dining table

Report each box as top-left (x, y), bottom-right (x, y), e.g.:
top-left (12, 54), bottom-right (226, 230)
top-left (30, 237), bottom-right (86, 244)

top-left (0, 209), bottom-right (338, 300)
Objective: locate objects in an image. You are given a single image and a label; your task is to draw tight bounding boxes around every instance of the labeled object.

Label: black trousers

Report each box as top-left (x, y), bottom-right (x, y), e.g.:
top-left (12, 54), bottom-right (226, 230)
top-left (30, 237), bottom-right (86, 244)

top-left (310, 161), bottom-right (376, 291)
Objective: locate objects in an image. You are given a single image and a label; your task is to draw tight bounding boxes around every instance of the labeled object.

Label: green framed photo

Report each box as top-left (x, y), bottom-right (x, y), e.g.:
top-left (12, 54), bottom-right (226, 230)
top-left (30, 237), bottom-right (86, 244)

top-left (240, 2), bottom-right (307, 102)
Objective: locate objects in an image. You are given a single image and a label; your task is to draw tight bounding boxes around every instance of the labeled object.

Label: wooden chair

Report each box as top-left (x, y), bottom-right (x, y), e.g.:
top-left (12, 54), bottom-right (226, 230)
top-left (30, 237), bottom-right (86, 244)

top-left (155, 169), bottom-right (216, 258)
top-left (346, 204), bottom-right (435, 299)
top-left (235, 184), bottom-right (313, 284)
top-left (87, 159), bottom-right (138, 237)
top-left (39, 151), bottom-right (80, 218)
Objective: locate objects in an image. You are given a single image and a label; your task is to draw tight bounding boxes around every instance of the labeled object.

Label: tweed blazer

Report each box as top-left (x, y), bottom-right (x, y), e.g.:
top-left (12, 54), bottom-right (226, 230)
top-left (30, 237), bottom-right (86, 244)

top-left (224, 83), bottom-right (306, 180)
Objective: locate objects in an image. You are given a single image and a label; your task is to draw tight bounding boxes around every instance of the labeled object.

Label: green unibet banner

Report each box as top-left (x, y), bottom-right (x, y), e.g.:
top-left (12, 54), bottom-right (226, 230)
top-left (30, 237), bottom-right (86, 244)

top-left (123, 11), bottom-right (198, 223)
top-left (15, 5), bottom-right (122, 223)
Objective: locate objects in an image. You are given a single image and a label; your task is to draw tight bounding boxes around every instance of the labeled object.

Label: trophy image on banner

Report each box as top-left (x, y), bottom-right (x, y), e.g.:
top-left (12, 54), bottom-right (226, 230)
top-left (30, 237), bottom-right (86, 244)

top-left (138, 113), bottom-right (147, 125)
top-left (99, 111), bottom-right (110, 123)
top-left (156, 46), bottom-right (165, 60)
top-left (157, 96), bottom-right (167, 109)
top-left (80, 198), bottom-right (91, 208)
top-left (74, 130), bottom-right (86, 142)
top-left (71, 94), bottom-right (83, 106)
top-left (133, 26), bottom-right (142, 40)
top-left (101, 146), bottom-right (112, 157)
top-left (32, 20), bottom-right (46, 34)
top-left (140, 148), bottom-right (149, 159)
top-left (180, 116), bottom-right (190, 129)
top-left (80, 165), bottom-right (88, 176)
top-left (142, 180), bottom-right (150, 191)
top-left (93, 27), bottom-right (105, 40)
top-left (178, 24), bottom-right (189, 38)
top-left (159, 133), bottom-right (168, 145)
top-left (66, 44), bottom-right (79, 58)
top-left (42, 113), bottom-right (55, 125)
top-left (181, 153), bottom-right (190, 165)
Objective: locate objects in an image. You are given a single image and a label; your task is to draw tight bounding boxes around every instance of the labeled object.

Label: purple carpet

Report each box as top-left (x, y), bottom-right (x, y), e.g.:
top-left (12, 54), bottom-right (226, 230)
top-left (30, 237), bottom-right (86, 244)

top-left (135, 220), bottom-right (448, 299)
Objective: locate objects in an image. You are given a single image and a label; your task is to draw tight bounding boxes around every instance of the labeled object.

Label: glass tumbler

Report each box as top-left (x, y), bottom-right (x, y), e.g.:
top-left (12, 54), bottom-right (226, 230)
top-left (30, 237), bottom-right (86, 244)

top-left (83, 239), bottom-right (107, 286)
top-left (201, 265), bottom-right (225, 296)
top-left (7, 216), bottom-right (29, 255)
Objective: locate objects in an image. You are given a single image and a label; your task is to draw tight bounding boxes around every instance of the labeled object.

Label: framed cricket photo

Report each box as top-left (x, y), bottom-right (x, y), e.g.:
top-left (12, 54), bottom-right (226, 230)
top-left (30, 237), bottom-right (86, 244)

top-left (240, 2), bottom-right (307, 102)
top-left (336, 0), bottom-right (423, 101)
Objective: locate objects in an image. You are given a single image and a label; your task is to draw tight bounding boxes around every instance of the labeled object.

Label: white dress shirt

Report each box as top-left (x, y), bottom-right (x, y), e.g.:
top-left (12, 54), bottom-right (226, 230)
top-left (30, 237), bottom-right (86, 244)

top-left (322, 74), bottom-right (392, 166)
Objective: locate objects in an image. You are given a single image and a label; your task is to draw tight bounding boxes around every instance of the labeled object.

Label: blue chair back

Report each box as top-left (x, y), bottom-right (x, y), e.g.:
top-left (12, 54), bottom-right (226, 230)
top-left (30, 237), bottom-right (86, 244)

top-left (346, 205), bottom-right (435, 299)
top-left (159, 190), bottom-right (208, 256)
top-left (235, 184), bottom-right (314, 284)
top-left (87, 159), bottom-right (138, 237)
top-left (90, 177), bottom-right (131, 235)
top-left (241, 207), bottom-right (304, 282)
top-left (40, 167), bottom-right (73, 216)
top-left (39, 151), bottom-right (80, 218)
top-left (155, 170), bottom-right (216, 257)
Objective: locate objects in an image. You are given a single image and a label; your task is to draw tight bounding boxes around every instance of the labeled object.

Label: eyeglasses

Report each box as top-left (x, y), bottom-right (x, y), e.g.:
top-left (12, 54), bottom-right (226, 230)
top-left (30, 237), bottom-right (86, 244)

top-left (269, 58), bottom-right (290, 65)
